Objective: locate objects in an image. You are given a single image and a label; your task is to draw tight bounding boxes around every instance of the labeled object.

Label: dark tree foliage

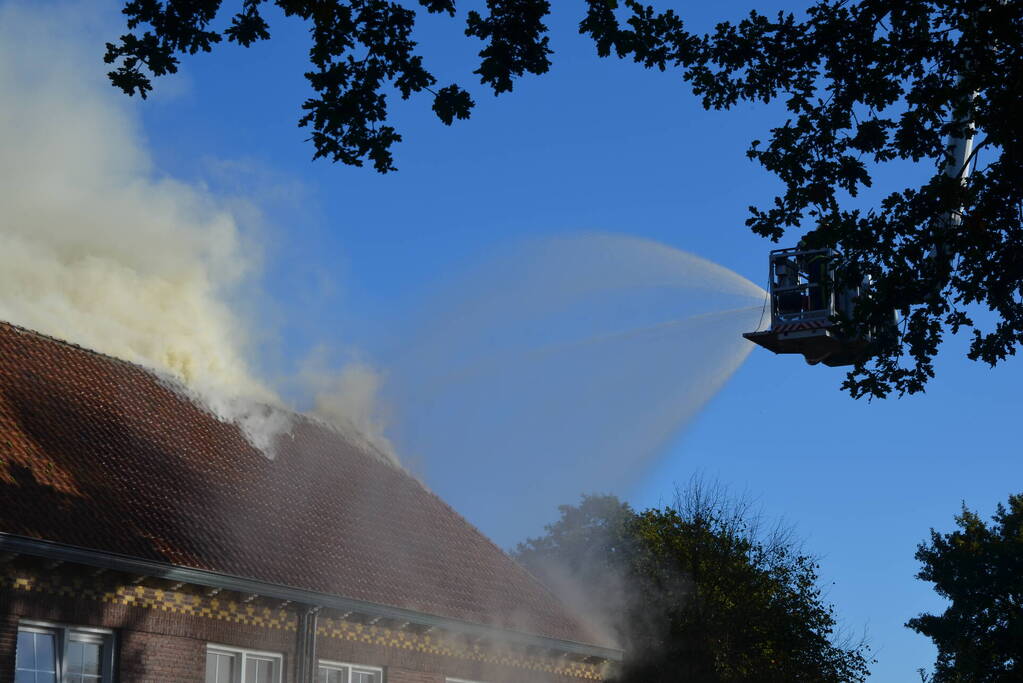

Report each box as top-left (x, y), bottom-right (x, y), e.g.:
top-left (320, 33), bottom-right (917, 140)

top-left (514, 490), bottom-right (870, 682)
top-left (579, 0), bottom-right (1023, 399)
top-left (109, 0), bottom-right (1023, 397)
top-left (106, 0), bottom-right (552, 173)
top-left (909, 494), bottom-right (1023, 682)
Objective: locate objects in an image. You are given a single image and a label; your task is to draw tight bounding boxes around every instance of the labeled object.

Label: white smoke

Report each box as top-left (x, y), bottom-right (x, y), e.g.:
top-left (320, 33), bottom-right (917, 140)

top-left (301, 349), bottom-right (398, 465)
top-left (0, 0), bottom-right (392, 461)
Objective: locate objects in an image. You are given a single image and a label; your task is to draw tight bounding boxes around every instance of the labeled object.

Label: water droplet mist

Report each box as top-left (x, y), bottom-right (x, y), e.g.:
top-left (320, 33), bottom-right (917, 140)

top-left (385, 234), bottom-right (767, 542)
top-left (0, 1), bottom-right (769, 544)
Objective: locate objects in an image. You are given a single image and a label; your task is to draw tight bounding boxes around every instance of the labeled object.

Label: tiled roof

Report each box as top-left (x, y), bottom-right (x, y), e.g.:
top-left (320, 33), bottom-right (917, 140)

top-left (0, 321), bottom-right (598, 646)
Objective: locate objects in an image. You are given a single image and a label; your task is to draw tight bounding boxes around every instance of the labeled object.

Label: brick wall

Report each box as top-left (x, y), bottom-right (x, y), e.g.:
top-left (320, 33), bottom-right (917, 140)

top-left (315, 638), bottom-right (601, 683)
top-left (120, 630), bottom-right (205, 682)
top-left (0, 594), bottom-right (16, 683)
top-left (385, 668), bottom-right (443, 683)
top-left (0, 581), bottom-right (298, 683)
top-left (0, 563), bottom-right (612, 683)
top-left (315, 630), bottom-right (600, 683)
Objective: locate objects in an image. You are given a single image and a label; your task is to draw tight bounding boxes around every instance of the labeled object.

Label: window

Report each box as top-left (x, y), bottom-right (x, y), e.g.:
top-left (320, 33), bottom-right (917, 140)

top-left (15, 621), bottom-right (114, 683)
top-left (205, 645), bottom-right (282, 683)
top-left (317, 660), bottom-right (382, 683)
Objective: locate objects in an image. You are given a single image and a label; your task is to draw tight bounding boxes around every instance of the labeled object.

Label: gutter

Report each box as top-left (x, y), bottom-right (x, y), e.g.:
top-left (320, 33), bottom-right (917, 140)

top-left (0, 533), bottom-right (623, 662)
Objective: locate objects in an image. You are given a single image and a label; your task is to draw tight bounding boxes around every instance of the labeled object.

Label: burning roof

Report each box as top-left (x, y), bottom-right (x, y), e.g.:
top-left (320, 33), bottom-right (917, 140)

top-left (0, 320), bottom-right (607, 650)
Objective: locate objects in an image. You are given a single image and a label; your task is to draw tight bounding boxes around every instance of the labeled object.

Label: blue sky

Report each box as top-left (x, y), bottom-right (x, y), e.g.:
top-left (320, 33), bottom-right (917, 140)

top-left (19, 1), bottom-right (1023, 680)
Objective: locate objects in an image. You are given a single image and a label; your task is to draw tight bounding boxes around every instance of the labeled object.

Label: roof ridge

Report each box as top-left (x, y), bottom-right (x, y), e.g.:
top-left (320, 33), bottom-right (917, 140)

top-left (0, 320), bottom-right (547, 574)
top-left (0, 318), bottom-right (602, 646)
top-left (0, 318), bottom-right (153, 374)
top-left (0, 320), bottom-right (477, 519)
top-left (0, 318), bottom-right (370, 462)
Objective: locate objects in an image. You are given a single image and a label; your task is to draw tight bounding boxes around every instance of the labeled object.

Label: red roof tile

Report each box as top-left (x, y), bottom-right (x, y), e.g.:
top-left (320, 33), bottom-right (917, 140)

top-left (0, 321), bottom-right (598, 646)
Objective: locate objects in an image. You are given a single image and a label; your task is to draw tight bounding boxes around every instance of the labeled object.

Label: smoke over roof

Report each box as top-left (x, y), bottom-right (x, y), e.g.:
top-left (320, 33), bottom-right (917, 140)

top-left (0, 0), bottom-right (392, 460)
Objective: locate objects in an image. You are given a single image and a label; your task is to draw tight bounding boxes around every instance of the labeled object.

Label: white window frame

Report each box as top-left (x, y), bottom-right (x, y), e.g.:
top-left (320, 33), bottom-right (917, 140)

top-left (16, 619), bottom-right (116, 683)
top-left (205, 643), bottom-right (284, 683)
top-left (317, 659), bottom-right (384, 683)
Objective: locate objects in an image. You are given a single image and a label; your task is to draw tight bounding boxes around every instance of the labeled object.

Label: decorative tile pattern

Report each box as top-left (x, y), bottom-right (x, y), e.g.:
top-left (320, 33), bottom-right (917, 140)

top-left (2, 567), bottom-right (296, 629)
top-left (318, 617), bottom-right (605, 680)
top-left (2, 567), bottom-right (607, 680)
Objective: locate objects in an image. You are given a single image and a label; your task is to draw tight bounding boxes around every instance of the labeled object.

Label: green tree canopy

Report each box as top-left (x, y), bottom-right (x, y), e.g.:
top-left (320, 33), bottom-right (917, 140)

top-left (107, 0), bottom-right (1023, 398)
top-left (513, 488), bottom-right (870, 682)
top-left (909, 493), bottom-right (1023, 682)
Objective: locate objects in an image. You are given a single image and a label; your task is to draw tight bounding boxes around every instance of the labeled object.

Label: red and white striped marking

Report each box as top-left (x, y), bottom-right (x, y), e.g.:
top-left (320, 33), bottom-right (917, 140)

top-left (773, 320), bottom-right (832, 333)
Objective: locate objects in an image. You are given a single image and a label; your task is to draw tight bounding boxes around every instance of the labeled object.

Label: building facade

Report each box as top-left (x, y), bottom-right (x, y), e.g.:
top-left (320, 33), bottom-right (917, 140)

top-left (0, 322), bottom-right (620, 682)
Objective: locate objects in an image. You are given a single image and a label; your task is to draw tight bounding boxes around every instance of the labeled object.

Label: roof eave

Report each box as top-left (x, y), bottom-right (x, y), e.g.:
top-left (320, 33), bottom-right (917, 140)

top-left (0, 533), bottom-right (623, 662)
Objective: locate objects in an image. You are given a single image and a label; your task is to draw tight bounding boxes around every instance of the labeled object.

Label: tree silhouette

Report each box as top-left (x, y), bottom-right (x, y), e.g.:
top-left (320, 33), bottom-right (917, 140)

top-left (514, 486), bottom-right (870, 682)
top-left (107, 0), bottom-right (1023, 397)
top-left (909, 494), bottom-right (1023, 682)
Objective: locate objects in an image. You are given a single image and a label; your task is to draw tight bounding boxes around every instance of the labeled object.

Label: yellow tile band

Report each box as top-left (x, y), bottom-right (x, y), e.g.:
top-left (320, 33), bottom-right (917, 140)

top-left (2, 567), bottom-right (606, 680)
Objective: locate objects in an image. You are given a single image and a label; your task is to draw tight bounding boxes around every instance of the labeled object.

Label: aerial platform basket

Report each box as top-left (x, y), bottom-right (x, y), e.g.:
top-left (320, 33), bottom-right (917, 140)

top-left (743, 247), bottom-right (870, 367)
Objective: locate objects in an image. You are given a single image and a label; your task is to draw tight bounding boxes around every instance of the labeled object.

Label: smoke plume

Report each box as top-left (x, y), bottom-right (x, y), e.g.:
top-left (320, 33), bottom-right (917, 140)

top-left (300, 349), bottom-right (397, 462)
top-left (0, 0), bottom-right (393, 461)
